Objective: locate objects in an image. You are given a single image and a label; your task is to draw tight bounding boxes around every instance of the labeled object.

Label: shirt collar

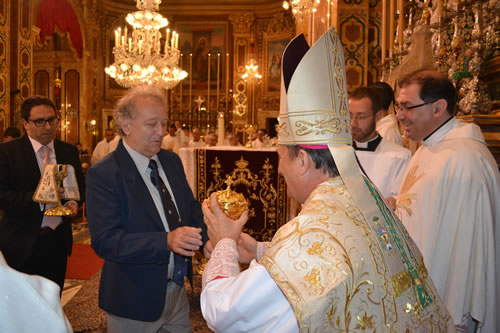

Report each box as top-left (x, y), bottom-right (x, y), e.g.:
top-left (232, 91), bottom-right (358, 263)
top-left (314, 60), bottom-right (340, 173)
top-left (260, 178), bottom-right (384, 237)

top-left (122, 139), bottom-right (160, 175)
top-left (28, 136), bottom-right (54, 153)
top-left (422, 116), bottom-right (456, 147)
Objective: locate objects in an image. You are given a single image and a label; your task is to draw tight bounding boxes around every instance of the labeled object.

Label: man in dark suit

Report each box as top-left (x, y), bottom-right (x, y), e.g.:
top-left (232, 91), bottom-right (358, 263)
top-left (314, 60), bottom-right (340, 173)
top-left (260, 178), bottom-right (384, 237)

top-left (0, 96), bottom-right (85, 292)
top-left (86, 85), bottom-right (207, 332)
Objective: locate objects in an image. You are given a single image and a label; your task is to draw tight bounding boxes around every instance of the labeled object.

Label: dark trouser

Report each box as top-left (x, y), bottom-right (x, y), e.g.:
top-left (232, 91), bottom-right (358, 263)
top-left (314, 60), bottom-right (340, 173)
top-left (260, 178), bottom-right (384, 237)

top-left (19, 225), bottom-right (68, 294)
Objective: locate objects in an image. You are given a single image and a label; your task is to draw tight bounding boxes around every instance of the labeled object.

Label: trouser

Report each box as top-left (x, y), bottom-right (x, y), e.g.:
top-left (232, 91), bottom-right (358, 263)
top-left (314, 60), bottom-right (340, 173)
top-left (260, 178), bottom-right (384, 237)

top-left (20, 224), bottom-right (68, 294)
top-left (106, 281), bottom-right (192, 333)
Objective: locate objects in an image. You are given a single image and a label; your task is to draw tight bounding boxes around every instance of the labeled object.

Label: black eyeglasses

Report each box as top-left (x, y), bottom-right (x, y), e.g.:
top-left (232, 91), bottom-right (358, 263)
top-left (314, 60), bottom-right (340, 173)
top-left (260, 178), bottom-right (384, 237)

top-left (395, 100), bottom-right (437, 112)
top-left (28, 116), bottom-right (59, 127)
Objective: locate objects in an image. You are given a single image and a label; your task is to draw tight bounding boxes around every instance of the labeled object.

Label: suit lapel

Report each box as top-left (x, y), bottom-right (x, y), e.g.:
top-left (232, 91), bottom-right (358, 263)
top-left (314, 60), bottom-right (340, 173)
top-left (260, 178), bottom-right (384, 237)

top-left (113, 141), bottom-right (166, 231)
top-left (20, 135), bottom-right (43, 182)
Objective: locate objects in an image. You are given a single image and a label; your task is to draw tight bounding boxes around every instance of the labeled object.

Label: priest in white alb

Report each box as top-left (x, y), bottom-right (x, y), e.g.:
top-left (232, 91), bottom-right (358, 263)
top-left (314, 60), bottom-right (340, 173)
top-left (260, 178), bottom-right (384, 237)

top-left (200, 28), bottom-right (455, 333)
top-left (393, 70), bottom-right (499, 333)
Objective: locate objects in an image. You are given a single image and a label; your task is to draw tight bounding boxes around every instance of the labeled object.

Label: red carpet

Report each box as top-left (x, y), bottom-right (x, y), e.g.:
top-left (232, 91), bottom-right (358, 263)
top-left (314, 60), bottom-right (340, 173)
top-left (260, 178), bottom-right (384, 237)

top-left (66, 244), bottom-right (104, 280)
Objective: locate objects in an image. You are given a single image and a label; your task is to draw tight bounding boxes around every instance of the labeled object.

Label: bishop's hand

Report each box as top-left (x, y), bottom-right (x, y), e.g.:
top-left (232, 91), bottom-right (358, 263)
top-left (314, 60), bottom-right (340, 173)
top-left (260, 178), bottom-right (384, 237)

top-left (202, 192), bottom-right (248, 247)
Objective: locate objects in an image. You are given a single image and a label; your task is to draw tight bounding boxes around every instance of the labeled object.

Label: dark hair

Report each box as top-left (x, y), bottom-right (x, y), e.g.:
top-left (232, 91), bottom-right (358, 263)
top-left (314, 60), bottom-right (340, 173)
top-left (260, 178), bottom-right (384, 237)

top-left (4, 126), bottom-right (21, 138)
top-left (369, 82), bottom-right (394, 110)
top-left (287, 146), bottom-right (339, 177)
top-left (20, 96), bottom-right (56, 120)
top-left (349, 87), bottom-right (381, 115)
top-left (169, 122), bottom-right (177, 129)
top-left (398, 70), bottom-right (458, 115)
top-left (258, 128), bottom-right (267, 134)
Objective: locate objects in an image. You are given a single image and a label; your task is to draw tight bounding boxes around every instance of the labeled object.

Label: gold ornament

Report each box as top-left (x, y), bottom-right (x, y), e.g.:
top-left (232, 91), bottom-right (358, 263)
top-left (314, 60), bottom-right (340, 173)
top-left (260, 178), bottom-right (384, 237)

top-left (208, 176), bottom-right (248, 219)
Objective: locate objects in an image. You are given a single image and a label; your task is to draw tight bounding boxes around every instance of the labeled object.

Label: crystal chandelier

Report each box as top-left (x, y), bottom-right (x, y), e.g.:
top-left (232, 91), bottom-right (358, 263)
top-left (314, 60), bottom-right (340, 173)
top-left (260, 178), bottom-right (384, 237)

top-left (105, 0), bottom-right (187, 90)
top-left (282, 0), bottom-right (321, 20)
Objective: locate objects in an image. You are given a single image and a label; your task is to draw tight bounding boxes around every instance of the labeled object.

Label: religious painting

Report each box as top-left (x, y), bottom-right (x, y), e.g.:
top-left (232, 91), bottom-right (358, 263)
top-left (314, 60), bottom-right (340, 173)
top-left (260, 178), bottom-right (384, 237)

top-left (263, 37), bottom-right (289, 94)
top-left (175, 22), bottom-right (228, 92)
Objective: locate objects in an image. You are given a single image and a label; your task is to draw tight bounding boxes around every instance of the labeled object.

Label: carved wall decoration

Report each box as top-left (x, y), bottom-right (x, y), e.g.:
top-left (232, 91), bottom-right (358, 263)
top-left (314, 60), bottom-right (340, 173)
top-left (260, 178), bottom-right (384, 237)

top-left (368, 0), bottom-right (382, 83)
top-left (338, 5), bottom-right (369, 92)
top-left (18, 0), bottom-right (31, 104)
top-left (0, 0), bottom-right (8, 131)
top-left (228, 13), bottom-right (255, 35)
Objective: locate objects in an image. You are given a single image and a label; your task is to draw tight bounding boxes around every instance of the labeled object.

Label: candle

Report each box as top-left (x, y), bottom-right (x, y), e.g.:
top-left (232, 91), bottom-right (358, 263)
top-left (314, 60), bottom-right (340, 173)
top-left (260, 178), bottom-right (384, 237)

top-left (189, 54), bottom-right (193, 129)
top-left (117, 27), bottom-right (121, 46)
top-left (389, 0), bottom-right (395, 58)
top-left (382, 0), bottom-right (387, 63)
top-left (398, 0), bottom-right (404, 49)
top-left (115, 30), bottom-right (119, 46)
top-left (124, 26), bottom-right (127, 41)
top-left (226, 53), bottom-right (229, 113)
top-left (138, 40), bottom-right (143, 54)
top-left (208, 53), bottom-right (211, 124)
top-left (128, 37), bottom-right (132, 52)
top-left (216, 53), bottom-right (220, 113)
top-left (217, 112), bottom-right (225, 146)
top-left (175, 33), bottom-right (179, 49)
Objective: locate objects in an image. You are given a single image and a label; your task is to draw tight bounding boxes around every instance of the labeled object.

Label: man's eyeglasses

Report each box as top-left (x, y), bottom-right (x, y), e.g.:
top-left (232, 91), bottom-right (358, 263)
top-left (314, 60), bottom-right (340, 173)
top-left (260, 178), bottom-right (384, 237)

top-left (394, 100), bottom-right (437, 112)
top-left (28, 116), bottom-right (59, 127)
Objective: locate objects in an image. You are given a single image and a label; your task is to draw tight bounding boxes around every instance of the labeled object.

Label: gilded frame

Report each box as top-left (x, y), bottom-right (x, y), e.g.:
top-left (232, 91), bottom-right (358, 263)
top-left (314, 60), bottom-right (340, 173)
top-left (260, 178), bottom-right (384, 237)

top-left (262, 34), bottom-right (290, 96)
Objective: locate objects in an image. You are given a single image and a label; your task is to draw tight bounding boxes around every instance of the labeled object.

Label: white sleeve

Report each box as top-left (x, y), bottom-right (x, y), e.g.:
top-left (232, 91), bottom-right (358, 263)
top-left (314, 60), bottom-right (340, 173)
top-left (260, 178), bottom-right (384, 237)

top-left (201, 241), bottom-right (298, 333)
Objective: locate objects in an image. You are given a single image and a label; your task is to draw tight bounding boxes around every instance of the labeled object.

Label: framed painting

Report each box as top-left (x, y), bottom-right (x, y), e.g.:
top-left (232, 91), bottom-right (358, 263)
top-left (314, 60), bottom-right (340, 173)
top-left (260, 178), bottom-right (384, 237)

top-left (175, 22), bottom-right (228, 92)
top-left (263, 36), bottom-right (290, 95)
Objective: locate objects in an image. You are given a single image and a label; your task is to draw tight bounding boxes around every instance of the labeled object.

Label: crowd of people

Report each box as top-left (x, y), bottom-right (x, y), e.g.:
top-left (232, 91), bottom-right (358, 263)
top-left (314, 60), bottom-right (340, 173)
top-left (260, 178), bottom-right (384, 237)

top-left (0, 26), bottom-right (498, 333)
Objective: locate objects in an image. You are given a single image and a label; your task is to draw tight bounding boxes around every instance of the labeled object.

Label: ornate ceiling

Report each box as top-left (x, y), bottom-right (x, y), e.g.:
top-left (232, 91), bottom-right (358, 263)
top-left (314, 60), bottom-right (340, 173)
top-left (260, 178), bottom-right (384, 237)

top-left (97, 0), bottom-right (284, 17)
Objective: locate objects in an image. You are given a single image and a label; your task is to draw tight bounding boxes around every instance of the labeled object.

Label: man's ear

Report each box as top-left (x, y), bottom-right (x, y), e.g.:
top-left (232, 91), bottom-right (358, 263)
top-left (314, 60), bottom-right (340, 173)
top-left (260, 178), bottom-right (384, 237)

top-left (433, 99), bottom-right (448, 118)
top-left (120, 120), bottom-right (131, 136)
top-left (297, 149), bottom-right (311, 176)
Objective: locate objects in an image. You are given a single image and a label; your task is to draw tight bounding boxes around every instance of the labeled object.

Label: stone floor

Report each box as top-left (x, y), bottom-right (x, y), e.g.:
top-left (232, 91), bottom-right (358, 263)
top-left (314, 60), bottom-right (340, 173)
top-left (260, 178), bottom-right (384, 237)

top-left (63, 222), bottom-right (211, 333)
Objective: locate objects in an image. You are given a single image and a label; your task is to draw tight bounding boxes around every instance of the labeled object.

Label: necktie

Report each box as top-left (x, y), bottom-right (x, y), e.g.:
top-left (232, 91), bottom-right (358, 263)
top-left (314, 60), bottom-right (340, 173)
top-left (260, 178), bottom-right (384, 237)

top-left (40, 145), bottom-right (50, 171)
top-left (149, 159), bottom-right (187, 286)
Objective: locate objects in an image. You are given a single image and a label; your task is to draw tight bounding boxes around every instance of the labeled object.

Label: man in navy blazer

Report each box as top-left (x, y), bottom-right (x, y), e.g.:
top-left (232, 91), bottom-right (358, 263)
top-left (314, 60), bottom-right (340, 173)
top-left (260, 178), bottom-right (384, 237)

top-left (0, 96), bottom-right (85, 292)
top-left (86, 85), bottom-right (207, 332)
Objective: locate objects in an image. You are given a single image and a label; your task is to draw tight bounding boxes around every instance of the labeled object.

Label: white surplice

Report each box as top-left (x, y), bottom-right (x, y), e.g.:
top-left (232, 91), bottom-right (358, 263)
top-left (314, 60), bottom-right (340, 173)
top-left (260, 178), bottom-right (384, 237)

top-left (91, 135), bottom-right (119, 165)
top-left (376, 114), bottom-right (402, 146)
top-left (395, 117), bottom-right (499, 332)
top-left (355, 137), bottom-right (412, 197)
top-left (0, 252), bottom-right (72, 332)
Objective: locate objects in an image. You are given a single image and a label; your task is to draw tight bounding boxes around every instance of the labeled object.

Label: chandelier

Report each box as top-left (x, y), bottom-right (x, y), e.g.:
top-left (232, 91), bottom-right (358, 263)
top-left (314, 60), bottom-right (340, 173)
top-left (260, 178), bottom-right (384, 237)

top-left (105, 0), bottom-right (187, 90)
top-left (282, 0), bottom-right (321, 20)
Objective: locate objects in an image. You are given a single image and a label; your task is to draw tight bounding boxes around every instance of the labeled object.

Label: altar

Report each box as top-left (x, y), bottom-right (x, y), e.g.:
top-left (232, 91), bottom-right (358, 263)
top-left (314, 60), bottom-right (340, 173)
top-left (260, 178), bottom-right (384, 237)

top-left (179, 147), bottom-right (292, 241)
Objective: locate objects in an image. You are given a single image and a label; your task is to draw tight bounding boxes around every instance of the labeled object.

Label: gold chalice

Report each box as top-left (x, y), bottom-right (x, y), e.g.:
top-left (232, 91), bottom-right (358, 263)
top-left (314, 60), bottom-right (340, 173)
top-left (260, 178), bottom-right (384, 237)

top-left (245, 125), bottom-right (256, 148)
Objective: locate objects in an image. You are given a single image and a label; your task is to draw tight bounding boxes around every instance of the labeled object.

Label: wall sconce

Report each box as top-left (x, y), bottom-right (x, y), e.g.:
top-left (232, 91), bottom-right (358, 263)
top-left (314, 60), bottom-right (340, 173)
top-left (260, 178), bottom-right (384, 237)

top-left (86, 119), bottom-right (97, 136)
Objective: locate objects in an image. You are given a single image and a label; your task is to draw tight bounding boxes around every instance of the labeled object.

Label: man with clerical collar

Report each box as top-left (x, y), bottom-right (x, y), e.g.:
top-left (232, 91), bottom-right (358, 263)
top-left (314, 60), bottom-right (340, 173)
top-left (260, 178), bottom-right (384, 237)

top-left (350, 87), bottom-right (411, 197)
top-left (392, 70), bottom-right (499, 332)
top-left (0, 95), bottom-right (84, 293)
top-left (199, 28), bottom-right (454, 332)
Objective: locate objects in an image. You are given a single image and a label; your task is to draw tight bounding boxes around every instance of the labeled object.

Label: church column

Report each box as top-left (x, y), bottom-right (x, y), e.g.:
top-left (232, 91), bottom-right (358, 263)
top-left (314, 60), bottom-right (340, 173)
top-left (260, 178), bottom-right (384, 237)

top-left (229, 13), bottom-right (255, 143)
